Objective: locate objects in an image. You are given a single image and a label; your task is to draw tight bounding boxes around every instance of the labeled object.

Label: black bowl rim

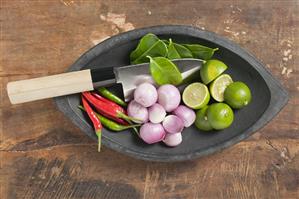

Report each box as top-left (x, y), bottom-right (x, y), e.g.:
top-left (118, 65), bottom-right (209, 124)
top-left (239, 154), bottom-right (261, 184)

top-left (54, 25), bottom-right (288, 162)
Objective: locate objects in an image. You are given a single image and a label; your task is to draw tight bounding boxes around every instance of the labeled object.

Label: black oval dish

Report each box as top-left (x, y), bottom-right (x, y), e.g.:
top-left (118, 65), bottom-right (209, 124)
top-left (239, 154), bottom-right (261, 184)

top-left (55, 25), bottom-right (288, 162)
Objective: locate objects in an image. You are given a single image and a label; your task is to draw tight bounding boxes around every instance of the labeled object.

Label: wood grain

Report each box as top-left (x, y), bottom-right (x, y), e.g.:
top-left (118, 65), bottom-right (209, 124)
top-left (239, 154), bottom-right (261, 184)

top-left (7, 69), bottom-right (93, 104)
top-left (1, 0), bottom-right (298, 198)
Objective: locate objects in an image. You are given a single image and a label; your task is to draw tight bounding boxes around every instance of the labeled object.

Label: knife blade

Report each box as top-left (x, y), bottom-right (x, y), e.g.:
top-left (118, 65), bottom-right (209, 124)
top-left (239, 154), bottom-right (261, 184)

top-left (112, 58), bottom-right (203, 101)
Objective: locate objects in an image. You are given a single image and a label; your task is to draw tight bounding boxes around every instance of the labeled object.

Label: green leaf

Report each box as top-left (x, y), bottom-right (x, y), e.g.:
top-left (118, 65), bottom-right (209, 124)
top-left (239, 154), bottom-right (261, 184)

top-left (167, 39), bottom-right (181, 59)
top-left (148, 56), bottom-right (183, 85)
top-left (183, 44), bottom-right (218, 60)
top-left (162, 39), bottom-right (169, 45)
top-left (130, 34), bottom-right (168, 64)
top-left (130, 33), bottom-right (159, 61)
top-left (167, 39), bottom-right (193, 59)
top-left (131, 40), bottom-right (168, 64)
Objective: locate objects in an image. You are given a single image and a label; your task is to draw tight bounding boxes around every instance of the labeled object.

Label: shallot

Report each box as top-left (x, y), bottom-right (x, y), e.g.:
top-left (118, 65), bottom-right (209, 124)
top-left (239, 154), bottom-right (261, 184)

top-left (163, 133), bottom-right (182, 147)
top-left (148, 103), bottom-right (166, 123)
top-left (134, 83), bottom-right (157, 107)
top-left (158, 84), bottom-right (181, 112)
top-left (127, 100), bottom-right (148, 123)
top-left (173, 105), bottom-right (196, 127)
top-left (140, 123), bottom-right (166, 144)
top-left (162, 115), bottom-right (184, 134)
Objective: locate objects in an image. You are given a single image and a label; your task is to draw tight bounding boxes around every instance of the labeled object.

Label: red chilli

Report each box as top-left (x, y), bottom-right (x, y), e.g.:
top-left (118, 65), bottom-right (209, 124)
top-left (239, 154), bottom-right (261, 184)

top-left (82, 92), bottom-right (140, 123)
top-left (92, 92), bottom-right (121, 108)
top-left (82, 96), bottom-right (102, 152)
top-left (91, 93), bottom-right (128, 125)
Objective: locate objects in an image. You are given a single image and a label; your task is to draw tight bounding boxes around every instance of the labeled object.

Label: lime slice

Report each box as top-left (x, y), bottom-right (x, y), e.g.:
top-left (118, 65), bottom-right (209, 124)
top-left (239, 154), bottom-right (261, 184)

top-left (224, 81), bottom-right (252, 109)
top-left (209, 74), bottom-right (233, 102)
top-left (207, 103), bottom-right (234, 130)
top-left (200, 59), bottom-right (228, 84)
top-left (195, 106), bottom-right (213, 131)
top-left (182, 82), bottom-right (210, 109)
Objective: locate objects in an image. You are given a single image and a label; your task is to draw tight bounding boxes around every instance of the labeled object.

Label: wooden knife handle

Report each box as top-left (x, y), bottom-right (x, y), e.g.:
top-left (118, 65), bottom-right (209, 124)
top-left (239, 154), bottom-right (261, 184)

top-left (7, 69), bottom-right (94, 104)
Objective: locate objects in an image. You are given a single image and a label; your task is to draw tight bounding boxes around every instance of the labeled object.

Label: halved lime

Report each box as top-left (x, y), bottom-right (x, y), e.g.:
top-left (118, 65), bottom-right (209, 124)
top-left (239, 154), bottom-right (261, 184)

top-left (200, 59), bottom-right (228, 84)
top-left (210, 74), bottom-right (233, 102)
top-left (224, 81), bottom-right (252, 109)
top-left (195, 106), bottom-right (213, 131)
top-left (182, 82), bottom-right (210, 109)
top-left (207, 103), bottom-right (234, 130)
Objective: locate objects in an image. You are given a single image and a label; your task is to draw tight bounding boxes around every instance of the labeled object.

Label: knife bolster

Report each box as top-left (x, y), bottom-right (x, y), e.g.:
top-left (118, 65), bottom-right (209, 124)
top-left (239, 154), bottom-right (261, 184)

top-left (91, 67), bottom-right (116, 88)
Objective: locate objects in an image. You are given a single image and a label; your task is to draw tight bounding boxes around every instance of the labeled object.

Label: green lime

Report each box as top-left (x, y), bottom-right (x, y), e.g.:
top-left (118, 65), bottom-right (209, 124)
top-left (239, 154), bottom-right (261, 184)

top-left (207, 103), bottom-right (234, 130)
top-left (224, 81), bottom-right (252, 109)
top-left (200, 59), bottom-right (228, 84)
top-left (209, 74), bottom-right (233, 102)
top-left (195, 106), bottom-right (213, 131)
top-left (183, 82), bottom-right (210, 109)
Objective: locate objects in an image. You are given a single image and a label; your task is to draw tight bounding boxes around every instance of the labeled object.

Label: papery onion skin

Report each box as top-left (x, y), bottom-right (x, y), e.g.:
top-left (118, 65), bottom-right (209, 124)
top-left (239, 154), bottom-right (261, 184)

top-left (157, 84), bottom-right (181, 112)
top-left (163, 133), bottom-right (182, 147)
top-left (162, 115), bottom-right (184, 134)
top-left (140, 123), bottom-right (166, 144)
top-left (148, 103), bottom-right (166, 123)
top-left (173, 105), bottom-right (196, 127)
top-left (127, 100), bottom-right (148, 123)
top-left (134, 83), bottom-right (158, 107)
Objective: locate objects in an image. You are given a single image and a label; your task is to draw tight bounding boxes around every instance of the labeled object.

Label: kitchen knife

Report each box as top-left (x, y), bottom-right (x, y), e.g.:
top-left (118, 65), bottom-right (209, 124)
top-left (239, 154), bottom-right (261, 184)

top-left (7, 58), bottom-right (203, 104)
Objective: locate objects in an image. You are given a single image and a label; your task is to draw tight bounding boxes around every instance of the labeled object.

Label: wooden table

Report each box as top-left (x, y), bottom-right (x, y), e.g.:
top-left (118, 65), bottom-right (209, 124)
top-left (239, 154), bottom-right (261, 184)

top-left (1, 0), bottom-right (298, 198)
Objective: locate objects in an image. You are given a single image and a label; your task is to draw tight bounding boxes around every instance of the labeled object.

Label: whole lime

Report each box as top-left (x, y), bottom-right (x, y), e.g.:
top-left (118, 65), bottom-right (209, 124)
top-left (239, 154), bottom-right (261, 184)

top-left (200, 59), bottom-right (228, 84)
top-left (195, 106), bottom-right (213, 131)
top-left (207, 103), bottom-right (234, 130)
top-left (224, 81), bottom-right (251, 109)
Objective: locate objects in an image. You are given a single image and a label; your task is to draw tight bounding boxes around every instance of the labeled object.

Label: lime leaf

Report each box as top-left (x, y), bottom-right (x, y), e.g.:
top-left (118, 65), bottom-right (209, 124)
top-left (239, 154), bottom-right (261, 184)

top-left (130, 34), bottom-right (168, 64)
top-left (130, 33), bottom-right (159, 61)
top-left (167, 39), bottom-right (193, 59)
top-left (183, 44), bottom-right (218, 60)
top-left (148, 56), bottom-right (182, 85)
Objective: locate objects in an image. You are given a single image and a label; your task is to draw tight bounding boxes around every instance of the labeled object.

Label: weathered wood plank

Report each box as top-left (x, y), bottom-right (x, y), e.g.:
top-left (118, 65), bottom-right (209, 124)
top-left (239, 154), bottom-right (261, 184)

top-left (1, 139), bottom-right (298, 199)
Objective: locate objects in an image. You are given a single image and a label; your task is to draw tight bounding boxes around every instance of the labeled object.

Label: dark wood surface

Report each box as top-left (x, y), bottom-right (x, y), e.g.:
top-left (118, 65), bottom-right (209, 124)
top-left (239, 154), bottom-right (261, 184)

top-left (1, 0), bottom-right (298, 198)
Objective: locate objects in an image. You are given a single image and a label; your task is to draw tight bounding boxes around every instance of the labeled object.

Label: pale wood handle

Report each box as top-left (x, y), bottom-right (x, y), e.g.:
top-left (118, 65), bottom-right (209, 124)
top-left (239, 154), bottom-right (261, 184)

top-left (7, 70), bottom-right (94, 104)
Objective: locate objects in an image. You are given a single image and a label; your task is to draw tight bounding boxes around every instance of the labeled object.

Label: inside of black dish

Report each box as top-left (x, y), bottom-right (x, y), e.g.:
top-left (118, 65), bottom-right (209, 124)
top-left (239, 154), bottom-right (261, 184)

top-left (67, 34), bottom-right (271, 155)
